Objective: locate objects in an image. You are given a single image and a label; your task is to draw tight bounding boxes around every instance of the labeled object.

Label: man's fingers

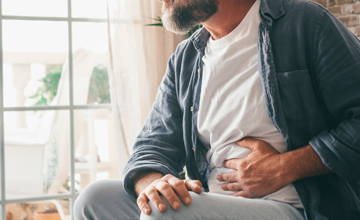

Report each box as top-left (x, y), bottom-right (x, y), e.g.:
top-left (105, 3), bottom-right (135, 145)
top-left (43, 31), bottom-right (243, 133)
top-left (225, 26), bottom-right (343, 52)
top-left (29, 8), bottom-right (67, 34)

top-left (144, 186), bottom-right (167, 212)
top-left (137, 193), bottom-right (151, 215)
top-left (217, 171), bottom-right (238, 182)
top-left (184, 180), bottom-right (202, 194)
top-left (155, 182), bottom-right (182, 210)
top-left (222, 159), bottom-right (242, 170)
top-left (230, 190), bottom-right (252, 198)
top-left (236, 137), bottom-right (256, 150)
top-left (168, 178), bottom-right (192, 205)
top-left (221, 182), bottom-right (242, 191)
top-left (136, 174), bottom-right (204, 215)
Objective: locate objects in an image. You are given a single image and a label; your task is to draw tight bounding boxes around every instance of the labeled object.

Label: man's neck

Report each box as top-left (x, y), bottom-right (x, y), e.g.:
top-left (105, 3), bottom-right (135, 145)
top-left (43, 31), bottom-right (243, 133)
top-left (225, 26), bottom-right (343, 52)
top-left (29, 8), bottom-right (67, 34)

top-left (202, 0), bottom-right (257, 40)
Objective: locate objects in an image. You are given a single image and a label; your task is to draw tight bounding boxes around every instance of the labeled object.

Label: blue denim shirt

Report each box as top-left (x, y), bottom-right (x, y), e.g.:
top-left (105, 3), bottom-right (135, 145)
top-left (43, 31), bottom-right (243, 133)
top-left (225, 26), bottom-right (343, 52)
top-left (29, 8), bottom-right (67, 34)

top-left (123, 0), bottom-right (360, 219)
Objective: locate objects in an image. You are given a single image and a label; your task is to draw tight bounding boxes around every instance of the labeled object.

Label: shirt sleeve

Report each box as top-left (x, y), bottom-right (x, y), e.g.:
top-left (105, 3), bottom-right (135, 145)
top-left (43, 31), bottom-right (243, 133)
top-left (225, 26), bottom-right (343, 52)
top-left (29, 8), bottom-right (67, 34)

top-left (309, 10), bottom-right (360, 182)
top-left (122, 53), bottom-right (187, 199)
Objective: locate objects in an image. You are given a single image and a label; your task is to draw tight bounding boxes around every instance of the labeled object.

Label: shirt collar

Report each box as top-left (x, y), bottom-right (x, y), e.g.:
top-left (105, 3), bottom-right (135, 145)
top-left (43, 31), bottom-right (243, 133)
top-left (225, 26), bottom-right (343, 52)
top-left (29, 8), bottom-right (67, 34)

top-left (259, 0), bottom-right (285, 25)
top-left (190, 28), bottom-right (210, 52)
top-left (190, 0), bottom-right (285, 49)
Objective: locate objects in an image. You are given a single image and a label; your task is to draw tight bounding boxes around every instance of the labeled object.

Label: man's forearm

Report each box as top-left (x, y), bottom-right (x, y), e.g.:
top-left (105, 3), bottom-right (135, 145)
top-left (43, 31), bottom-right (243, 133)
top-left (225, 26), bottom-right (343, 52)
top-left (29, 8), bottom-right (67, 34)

top-left (134, 172), bottom-right (164, 196)
top-left (280, 145), bottom-right (332, 183)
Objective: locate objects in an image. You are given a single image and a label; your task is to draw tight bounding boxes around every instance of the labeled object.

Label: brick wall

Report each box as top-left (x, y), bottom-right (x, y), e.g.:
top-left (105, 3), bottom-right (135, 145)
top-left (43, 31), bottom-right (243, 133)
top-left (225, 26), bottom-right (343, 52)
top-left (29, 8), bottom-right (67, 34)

top-left (312, 0), bottom-right (360, 37)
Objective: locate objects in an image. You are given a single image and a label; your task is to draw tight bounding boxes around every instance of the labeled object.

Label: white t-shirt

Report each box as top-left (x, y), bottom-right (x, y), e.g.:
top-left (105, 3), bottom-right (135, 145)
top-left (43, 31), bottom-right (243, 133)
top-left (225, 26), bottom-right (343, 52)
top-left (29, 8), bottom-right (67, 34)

top-left (197, 0), bottom-right (303, 208)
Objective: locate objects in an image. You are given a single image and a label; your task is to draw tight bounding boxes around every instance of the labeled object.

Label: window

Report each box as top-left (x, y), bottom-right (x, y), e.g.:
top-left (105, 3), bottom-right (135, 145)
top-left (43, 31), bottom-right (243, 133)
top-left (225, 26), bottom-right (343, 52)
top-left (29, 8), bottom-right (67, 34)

top-left (0, 0), bottom-right (115, 218)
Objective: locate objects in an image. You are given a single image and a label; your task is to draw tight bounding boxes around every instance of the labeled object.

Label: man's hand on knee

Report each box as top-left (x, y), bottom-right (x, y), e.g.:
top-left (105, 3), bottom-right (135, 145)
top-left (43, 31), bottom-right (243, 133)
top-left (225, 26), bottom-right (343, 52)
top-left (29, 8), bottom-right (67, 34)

top-left (135, 173), bottom-right (202, 215)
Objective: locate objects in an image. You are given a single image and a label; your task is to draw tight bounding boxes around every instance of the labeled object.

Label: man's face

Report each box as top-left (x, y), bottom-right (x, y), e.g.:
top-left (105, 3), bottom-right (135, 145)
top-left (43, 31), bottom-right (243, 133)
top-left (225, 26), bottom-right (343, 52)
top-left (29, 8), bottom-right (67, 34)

top-left (161, 0), bottom-right (219, 35)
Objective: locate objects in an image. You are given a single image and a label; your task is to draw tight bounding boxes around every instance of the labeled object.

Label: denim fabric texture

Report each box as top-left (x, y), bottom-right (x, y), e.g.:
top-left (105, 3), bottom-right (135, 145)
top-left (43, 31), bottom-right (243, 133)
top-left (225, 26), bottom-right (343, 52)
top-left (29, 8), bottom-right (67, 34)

top-left (123, 0), bottom-right (360, 219)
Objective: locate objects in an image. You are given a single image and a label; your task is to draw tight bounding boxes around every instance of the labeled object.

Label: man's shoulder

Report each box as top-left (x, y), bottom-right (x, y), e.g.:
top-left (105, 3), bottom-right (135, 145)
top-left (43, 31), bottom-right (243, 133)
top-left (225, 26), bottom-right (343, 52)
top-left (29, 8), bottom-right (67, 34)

top-left (174, 38), bottom-right (193, 57)
top-left (174, 28), bottom-right (206, 55)
top-left (171, 34), bottom-right (200, 69)
top-left (283, 0), bottom-right (324, 10)
top-left (270, 0), bottom-right (330, 40)
top-left (281, 0), bottom-right (327, 20)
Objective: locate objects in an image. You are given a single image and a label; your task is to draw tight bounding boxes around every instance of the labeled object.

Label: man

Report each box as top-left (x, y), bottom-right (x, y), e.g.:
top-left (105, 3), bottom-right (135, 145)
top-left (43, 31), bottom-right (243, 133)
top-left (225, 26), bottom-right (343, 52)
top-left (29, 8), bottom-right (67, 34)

top-left (74, 0), bottom-right (360, 219)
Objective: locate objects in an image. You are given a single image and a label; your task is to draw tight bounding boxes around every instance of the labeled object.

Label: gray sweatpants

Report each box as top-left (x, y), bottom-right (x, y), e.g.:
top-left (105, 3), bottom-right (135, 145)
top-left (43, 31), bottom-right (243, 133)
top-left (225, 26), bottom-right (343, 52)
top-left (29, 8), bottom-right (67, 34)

top-left (74, 180), bottom-right (305, 220)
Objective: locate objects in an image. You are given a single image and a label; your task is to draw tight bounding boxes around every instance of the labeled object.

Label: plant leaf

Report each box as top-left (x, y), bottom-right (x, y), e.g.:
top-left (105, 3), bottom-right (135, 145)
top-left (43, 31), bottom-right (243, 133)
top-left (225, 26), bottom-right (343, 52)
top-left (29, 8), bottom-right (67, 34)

top-left (146, 23), bottom-right (163, 26)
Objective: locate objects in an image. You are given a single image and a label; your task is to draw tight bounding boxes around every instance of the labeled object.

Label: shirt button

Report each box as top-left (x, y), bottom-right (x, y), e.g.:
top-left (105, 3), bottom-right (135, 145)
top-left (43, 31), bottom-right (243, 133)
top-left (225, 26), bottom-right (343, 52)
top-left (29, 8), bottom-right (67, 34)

top-left (198, 68), bottom-right (200, 74)
top-left (190, 107), bottom-right (194, 111)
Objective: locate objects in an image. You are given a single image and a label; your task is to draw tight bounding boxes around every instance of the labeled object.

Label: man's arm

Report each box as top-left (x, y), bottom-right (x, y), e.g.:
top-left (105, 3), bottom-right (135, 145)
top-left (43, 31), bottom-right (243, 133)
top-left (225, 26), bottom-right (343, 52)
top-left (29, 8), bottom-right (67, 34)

top-left (122, 52), bottom-right (186, 200)
top-left (307, 10), bottom-right (360, 182)
top-left (217, 138), bottom-right (331, 197)
top-left (122, 45), bottom-right (204, 215)
top-left (278, 144), bottom-right (332, 182)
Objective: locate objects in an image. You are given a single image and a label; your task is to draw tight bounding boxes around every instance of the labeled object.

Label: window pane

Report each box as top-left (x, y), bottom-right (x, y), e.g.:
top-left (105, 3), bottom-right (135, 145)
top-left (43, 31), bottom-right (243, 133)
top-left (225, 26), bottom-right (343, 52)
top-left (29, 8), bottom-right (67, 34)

top-left (74, 109), bottom-right (119, 192)
top-left (6, 199), bottom-right (70, 220)
top-left (72, 0), bottom-right (107, 19)
top-left (4, 110), bottom-right (70, 198)
top-left (2, 0), bottom-right (68, 17)
top-left (72, 22), bottom-right (110, 105)
top-left (2, 20), bottom-right (69, 107)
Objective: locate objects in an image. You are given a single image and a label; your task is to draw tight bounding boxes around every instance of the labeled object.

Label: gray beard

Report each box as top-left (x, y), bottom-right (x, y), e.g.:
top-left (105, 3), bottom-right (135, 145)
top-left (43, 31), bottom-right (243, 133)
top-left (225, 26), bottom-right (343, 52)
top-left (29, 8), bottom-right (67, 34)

top-left (161, 0), bottom-right (218, 35)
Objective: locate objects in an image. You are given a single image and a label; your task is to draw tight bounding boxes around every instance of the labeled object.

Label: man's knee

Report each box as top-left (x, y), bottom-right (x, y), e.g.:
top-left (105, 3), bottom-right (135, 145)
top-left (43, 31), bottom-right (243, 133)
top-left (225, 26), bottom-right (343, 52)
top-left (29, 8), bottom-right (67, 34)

top-left (74, 180), bottom-right (129, 219)
top-left (74, 180), bottom-right (113, 218)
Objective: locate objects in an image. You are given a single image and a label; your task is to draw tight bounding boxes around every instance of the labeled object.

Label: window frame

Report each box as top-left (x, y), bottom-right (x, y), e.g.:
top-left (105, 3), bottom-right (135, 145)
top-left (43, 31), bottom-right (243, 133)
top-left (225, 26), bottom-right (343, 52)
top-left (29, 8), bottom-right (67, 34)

top-left (0, 0), bottom-right (111, 218)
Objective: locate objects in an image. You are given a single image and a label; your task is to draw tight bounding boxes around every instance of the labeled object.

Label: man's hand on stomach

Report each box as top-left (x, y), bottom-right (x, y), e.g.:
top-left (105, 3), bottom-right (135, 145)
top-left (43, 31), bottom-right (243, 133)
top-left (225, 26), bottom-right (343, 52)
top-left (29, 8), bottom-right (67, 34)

top-left (216, 137), bottom-right (331, 198)
top-left (135, 173), bottom-right (202, 215)
top-left (216, 138), bottom-right (285, 198)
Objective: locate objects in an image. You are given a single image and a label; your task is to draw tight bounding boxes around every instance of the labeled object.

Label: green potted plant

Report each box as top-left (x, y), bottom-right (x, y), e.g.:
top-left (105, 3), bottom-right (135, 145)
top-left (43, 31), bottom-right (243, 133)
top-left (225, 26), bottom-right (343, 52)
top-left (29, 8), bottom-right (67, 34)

top-left (30, 65), bottom-right (111, 107)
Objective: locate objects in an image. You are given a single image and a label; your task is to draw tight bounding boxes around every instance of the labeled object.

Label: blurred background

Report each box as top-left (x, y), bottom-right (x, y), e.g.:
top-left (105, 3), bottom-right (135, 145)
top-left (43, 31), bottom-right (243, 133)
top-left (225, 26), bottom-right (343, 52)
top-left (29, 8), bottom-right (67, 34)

top-left (0, 0), bottom-right (186, 219)
top-left (0, 0), bottom-right (358, 219)
top-left (1, 1), bottom-right (114, 219)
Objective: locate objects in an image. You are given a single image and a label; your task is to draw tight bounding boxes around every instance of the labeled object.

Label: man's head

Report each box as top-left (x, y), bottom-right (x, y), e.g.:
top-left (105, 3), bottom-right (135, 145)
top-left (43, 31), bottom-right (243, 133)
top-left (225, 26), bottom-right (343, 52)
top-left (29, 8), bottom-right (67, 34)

top-left (161, 0), bottom-right (219, 35)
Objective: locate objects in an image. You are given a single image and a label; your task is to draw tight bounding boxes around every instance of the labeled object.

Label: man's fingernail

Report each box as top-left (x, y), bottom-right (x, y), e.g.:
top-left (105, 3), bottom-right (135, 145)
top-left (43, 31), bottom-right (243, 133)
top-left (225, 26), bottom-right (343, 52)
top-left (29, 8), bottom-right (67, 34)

top-left (185, 197), bottom-right (191, 204)
top-left (173, 201), bottom-right (180, 209)
top-left (159, 203), bottom-right (166, 211)
top-left (144, 208), bottom-right (149, 214)
top-left (217, 176), bottom-right (221, 180)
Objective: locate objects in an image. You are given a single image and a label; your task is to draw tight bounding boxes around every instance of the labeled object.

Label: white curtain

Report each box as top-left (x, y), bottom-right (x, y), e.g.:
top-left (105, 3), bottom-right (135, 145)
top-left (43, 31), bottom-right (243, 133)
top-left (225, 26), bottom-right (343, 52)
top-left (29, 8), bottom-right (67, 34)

top-left (107, 0), bottom-right (185, 176)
